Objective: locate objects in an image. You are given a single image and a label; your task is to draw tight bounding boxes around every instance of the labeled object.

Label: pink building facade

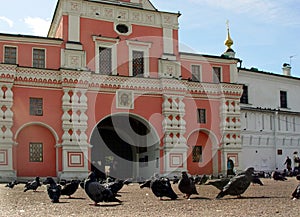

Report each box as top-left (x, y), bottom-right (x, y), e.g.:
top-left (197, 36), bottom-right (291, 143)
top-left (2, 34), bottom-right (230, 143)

top-left (0, 0), bottom-right (242, 181)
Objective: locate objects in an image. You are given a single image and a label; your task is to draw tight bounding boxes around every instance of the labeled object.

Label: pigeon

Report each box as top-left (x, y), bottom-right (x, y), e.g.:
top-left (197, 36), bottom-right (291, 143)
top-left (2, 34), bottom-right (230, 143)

top-left (216, 167), bottom-right (255, 199)
top-left (61, 179), bottom-right (80, 198)
top-left (24, 176), bottom-right (42, 192)
top-left (102, 179), bottom-right (124, 196)
top-left (140, 179), bottom-right (151, 189)
top-left (5, 180), bottom-right (18, 189)
top-left (251, 174), bottom-right (264, 185)
top-left (123, 178), bottom-right (133, 185)
top-left (178, 171), bottom-right (199, 199)
top-left (43, 177), bottom-right (61, 203)
top-left (205, 178), bottom-right (230, 190)
top-left (272, 170), bottom-right (287, 181)
top-left (150, 177), bottom-right (177, 200)
top-left (292, 184), bottom-right (300, 200)
top-left (84, 171), bottom-right (122, 206)
top-left (172, 175), bottom-right (179, 184)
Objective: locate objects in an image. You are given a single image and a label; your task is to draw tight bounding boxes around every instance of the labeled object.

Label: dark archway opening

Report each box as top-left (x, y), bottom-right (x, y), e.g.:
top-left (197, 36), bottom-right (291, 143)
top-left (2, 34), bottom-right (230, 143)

top-left (90, 114), bottom-right (157, 180)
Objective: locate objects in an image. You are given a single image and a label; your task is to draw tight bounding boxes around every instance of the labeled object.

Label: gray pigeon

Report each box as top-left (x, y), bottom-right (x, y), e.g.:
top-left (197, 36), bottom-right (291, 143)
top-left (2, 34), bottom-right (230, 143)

top-left (205, 178), bottom-right (230, 190)
top-left (216, 167), bottom-right (255, 199)
top-left (84, 172), bottom-right (122, 206)
top-left (178, 171), bottom-right (199, 199)
top-left (24, 176), bottom-right (41, 192)
top-left (5, 180), bottom-right (18, 189)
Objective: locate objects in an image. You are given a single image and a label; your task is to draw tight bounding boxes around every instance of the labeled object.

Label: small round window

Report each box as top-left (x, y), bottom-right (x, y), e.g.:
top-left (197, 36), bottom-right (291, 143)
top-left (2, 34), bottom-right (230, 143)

top-left (116, 24), bottom-right (129, 34)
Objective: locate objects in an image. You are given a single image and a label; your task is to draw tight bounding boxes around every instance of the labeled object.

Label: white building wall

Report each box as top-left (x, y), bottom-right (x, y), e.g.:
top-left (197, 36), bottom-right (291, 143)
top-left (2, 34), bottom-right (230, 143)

top-left (238, 69), bottom-right (300, 172)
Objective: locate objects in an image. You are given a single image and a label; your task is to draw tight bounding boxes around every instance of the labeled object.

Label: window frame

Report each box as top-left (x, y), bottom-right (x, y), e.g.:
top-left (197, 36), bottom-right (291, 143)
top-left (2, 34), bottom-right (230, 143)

top-left (280, 90), bottom-right (288, 108)
top-left (197, 108), bottom-right (206, 124)
top-left (132, 50), bottom-right (144, 77)
top-left (127, 40), bottom-right (151, 77)
top-left (212, 66), bottom-right (222, 83)
top-left (29, 97), bottom-right (43, 116)
top-left (99, 46), bottom-right (112, 75)
top-left (191, 64), bottom-right (202, 82)
top-left (93, 36), bottom-right (119, 75)
top-left (32, 48), bottom-right (46, 68)
top-left (29, 142), bottom-right (43, 162)
top-left (192, 146), bottom-right (202, 162)
top-left (4, 45), bottom-right (17, 64)
top-left (240, 84), bottom-right (249, 104)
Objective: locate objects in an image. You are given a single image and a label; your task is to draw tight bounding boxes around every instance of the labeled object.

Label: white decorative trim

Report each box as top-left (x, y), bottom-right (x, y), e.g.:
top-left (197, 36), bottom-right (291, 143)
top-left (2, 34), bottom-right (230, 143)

top-left (93, 36), bottom-right (119, 75)
top-left (68, 14), bottom-right (80, 42)
top-left (126, 40), bottom-right (152, 77)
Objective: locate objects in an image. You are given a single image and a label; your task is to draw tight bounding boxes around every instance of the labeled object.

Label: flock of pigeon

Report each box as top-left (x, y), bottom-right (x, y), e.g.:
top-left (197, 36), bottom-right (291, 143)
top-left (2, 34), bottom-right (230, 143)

top-left (4, 167), bottom-right (300, 206)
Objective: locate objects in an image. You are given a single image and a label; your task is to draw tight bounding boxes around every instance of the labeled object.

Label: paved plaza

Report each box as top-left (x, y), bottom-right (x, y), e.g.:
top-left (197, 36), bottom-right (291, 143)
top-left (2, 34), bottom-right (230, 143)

top-left (0, 177), bottom-right (299, 217)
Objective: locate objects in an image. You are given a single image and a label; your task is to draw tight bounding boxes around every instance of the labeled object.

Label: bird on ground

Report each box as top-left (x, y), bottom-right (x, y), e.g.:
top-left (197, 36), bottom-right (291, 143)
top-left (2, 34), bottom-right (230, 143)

top-left (251, 174), bottom-right (264, 185)
top-left (61, 179), bottom-right (80, 198)
top-left (79, 179), bottom-right (86, 189)
top-left (205, 178), bottom-right (230, 191)
top-left (292, 185), bottom-right (300, 200)
top-left (102, 179), bottom-right (124, 196)
top-left (178, 171), bottom-right (199, 199)
top-left (43, 177), bottom-right (62, 203)
top-left (292, 175), bottom-right (300, 200)
top-left (216, 167), bottom-right (255, 199)
top-left (150, 177), bottom-right (177, 200)
top-left (272, 170), bottom-right (287, 181)
top-left (5, 180), bottom-right (18, 189)
top-left (123, 178), bottom-right (133, 185)
top-left (23, 176), bottom-right (42, 192)
top-left (140, 179), bottom-right (151, 189)
top-left (172, 175), bottom-right (179, 184)
top-left (84, 171), bottom-right (122, 206)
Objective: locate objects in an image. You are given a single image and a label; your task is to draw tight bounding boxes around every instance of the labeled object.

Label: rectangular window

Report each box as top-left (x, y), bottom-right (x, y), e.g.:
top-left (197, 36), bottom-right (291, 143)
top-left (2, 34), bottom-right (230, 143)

top-left (192, 146), bottom-right (202, 162)
top-left (33, 48), bottom-right (45, 68)
top-left (29, 143), bottom-right (43, 162)
top-left (30, 97), bottom-right (43, 116)
top-left (213, 66), bottom-right (221, 83)
top-left (99, 47), bottom-right (112, 75)
top-left (4, 46), bottom-right (17, 64)
top-left (191, 65), bottom-right (201, 82)
top-left (240, 85), bottom-right (249, 104)
top-left (132, 50), bottom-right (144, 77)
top-left (280, 91), bottom-right (287, 108)
top-left (197, 109), bottom-right (206, 124)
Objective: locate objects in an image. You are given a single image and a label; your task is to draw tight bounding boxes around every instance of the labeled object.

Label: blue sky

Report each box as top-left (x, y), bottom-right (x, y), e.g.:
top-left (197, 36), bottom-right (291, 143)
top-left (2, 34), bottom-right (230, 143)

top-left (1, 0), bottom-right (300, 77)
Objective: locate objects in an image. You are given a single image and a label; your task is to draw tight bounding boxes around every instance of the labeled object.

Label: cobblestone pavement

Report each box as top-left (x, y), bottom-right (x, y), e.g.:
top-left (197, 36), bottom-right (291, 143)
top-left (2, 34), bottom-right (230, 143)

top-left (0, 177), bottom-right (300, 217)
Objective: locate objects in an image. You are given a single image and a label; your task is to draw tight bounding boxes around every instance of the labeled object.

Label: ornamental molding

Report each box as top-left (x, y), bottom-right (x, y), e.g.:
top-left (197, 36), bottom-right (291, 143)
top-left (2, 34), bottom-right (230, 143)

top-left (14, 67), bottom-right (62, 88)
top-left (58, 0), bottom-right (179, 29)
top-left (0, 64), bottom-right (16, 83)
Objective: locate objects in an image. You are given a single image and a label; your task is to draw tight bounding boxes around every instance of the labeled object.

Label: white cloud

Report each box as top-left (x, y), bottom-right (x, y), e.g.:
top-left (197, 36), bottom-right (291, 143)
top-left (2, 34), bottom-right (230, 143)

top-left (187, 0), bottom-right (300, 26)
top-left (24, 17), bottom-right (51, 36)
top-left (0, 16), bottom-right (13, 28)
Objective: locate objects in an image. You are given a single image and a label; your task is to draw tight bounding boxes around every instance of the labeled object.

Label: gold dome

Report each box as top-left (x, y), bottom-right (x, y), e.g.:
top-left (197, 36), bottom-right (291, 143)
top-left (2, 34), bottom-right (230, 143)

top-left (225, 20), bottom-right (233, 49)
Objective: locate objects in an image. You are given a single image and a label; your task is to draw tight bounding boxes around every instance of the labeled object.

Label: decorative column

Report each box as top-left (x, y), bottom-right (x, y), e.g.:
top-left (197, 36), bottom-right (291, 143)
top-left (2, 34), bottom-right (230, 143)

top-left (60, 70), bottom-right (90, 179)
top-left (219, 96), bottom-right (242, 174)
top-left (0, 64), bottom-right (16, 181)
top-left (162, 94), bottom-right (188, 176)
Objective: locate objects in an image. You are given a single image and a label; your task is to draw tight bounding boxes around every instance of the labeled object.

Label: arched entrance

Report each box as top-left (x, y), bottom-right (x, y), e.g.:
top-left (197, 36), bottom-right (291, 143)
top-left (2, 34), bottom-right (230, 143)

top-left (187, 130), bottom-right (216, 175)
top-left (90, 113), bottom-right (160, 179)
top-left (15, 124), bottom-right (57, 177)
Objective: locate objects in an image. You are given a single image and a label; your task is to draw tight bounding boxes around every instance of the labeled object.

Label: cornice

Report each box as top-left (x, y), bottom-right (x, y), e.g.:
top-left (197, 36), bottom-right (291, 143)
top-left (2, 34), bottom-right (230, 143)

top-left (1, 64), bottom-right (242, 99)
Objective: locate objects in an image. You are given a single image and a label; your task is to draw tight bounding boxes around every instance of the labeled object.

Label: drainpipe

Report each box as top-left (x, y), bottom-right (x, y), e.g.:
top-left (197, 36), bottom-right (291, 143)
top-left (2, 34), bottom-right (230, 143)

top-left (274, 111), bottom-right (278, 169)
